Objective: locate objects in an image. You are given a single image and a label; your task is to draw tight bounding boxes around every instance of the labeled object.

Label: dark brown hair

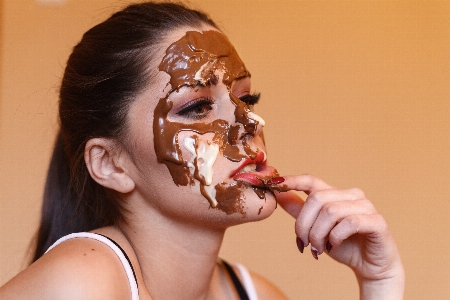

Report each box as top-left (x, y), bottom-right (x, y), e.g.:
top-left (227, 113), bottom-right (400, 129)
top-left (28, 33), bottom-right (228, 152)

top-left (31, 1), bottom-right (217, 262)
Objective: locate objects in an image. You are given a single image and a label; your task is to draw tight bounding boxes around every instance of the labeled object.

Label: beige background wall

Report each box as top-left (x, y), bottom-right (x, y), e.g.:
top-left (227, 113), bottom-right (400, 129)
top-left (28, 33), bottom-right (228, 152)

top-left (1, 0), bottom-right (449, 299)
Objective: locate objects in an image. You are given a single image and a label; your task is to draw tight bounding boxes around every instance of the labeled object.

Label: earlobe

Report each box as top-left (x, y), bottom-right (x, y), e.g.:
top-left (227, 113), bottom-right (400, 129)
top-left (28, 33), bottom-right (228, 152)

top-left (84, 138), bottom-right (135, 194)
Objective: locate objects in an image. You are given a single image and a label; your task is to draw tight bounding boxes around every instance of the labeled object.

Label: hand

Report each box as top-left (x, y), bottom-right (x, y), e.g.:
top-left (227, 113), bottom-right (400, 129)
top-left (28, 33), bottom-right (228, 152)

top-left (271, 174), bottom-right (405, 299)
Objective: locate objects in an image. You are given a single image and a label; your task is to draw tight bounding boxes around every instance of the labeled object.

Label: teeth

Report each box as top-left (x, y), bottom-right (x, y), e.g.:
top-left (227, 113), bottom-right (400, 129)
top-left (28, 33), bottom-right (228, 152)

top-left (238, 164), bottom-right (257, 174)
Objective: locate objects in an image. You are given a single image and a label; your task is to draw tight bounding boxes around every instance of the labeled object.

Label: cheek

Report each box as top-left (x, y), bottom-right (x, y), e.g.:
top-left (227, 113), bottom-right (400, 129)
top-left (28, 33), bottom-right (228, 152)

top-left (178, 130), bottom-right (249, 215)
top-left (178, 131), bottom-right (220, 186)
top-left (176, 130), bottom-right (221, 207)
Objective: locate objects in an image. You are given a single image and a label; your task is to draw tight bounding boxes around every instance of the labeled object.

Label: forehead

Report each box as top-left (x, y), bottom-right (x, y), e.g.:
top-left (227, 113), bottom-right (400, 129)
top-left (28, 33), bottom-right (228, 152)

top-left (158, 28), bottom-right (250, 92)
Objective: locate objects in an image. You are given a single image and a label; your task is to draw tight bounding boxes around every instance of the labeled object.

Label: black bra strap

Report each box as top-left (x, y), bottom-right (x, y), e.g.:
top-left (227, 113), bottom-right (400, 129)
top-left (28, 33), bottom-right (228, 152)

top-left (97, 234), bottom-right (138, 290)
top-left (222, 260), bottom-right (250, 300)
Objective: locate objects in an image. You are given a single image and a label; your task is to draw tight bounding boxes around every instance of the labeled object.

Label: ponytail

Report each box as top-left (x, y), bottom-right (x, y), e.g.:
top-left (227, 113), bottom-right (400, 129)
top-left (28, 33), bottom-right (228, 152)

top-left (31, 131), bottom-right (116, 262)
top-left (32, 131), bottom-right (72, 261)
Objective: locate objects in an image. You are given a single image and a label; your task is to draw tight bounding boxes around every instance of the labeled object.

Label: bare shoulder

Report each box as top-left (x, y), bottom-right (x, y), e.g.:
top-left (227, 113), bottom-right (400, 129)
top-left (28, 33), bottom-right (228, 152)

top-left (249, 270), bottom-right (290, 300)
top-left (0, 237), bottom-right (131, 300)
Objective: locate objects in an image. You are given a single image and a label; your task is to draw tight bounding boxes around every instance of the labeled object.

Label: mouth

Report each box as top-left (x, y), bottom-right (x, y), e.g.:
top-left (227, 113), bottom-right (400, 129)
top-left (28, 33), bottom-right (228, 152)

top-left (230, 151), bottom-right (279, 187)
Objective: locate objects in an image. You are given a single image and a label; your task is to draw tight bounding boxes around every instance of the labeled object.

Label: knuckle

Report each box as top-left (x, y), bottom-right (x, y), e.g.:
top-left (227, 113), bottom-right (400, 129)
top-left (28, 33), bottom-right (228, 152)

top-left (329, 230), bottom-right (341, 244)
top-left (362, 199), bottom-right (376, 212)
top-left (349, 187), bottom-right (365, 199)
top-left (347, 214), bottom-right (362, 229)
top-left (322, 202), bottom-right (338, 218)
top-left (307, 190), bottom-right (325, 204)
top-left (375, 214), bottom-right (389, 232)
top-left (306, 191), bottom-right (319, 204)
top-left (302, 173), bottom-right (315, 181)
top-left (302, 173), bottom-right (317, 189)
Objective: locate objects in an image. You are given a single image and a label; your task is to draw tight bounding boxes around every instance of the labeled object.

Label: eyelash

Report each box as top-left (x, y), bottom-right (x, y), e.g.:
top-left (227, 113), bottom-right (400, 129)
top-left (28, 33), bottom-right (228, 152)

top-left (239, 93), bottom-right (261, 109)
top-left (176, 92), bottom-right (261, 119)
top-left (177, 98), bottom-right (215, 119)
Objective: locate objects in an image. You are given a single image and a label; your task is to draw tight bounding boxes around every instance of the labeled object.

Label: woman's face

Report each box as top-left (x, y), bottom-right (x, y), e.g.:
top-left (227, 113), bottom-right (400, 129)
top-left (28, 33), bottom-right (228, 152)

top-left (124, 27), bottom-right (278, 227)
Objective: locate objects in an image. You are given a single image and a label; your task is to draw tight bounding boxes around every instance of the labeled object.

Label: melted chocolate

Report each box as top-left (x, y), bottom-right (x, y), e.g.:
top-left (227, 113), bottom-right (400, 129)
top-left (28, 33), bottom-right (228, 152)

top-left (258, 206), bottom-right (263, 215)
top-left (159, 31), bottom-right (250, 92)
top-left (268, 184), bottom-right (290, 193)
top-left (215, 181), bottom-right (246, 216)
top-left (231, 93), bottom-right (259, 137)
top-left (153, 96), bottom-right (230, 185)
top-left (154, 30), bottom-right (265, 214)
top-left (252, 187), bottom-right (267, 199)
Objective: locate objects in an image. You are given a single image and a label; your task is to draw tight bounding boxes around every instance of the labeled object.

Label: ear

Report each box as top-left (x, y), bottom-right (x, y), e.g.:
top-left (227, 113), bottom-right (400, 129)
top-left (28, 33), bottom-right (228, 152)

top-left (84, 138), bottom-right (135, 194)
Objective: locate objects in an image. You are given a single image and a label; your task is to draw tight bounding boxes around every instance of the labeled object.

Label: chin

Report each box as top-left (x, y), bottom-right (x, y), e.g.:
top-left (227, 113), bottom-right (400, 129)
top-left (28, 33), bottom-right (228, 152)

top-left (242, 188), bottom-right (277, 221)
top-left (209, 178), bottom-right (276, 219)
top-left (194, 184), bottom-right (275, 229)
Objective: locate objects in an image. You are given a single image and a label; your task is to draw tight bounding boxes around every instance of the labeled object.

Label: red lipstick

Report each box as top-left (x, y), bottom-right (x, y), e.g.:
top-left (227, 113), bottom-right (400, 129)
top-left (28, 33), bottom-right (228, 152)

top-left (230, 151), bottom-right (279, 187)
top-left (229, 151), bottom-right (266, 178)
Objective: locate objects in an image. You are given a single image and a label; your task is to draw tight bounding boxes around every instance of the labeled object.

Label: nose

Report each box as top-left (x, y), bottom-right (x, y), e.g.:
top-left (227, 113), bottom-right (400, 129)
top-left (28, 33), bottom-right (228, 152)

top-left (247, 111), bottom-right (265, 136)
top-left (230, 94), bottom-right (265, 139)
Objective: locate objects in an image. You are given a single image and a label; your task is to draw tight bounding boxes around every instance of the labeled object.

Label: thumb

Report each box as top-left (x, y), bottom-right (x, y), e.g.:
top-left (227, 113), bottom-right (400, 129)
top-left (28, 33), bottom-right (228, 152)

top-left (275, 190), bottom-right (305, 218)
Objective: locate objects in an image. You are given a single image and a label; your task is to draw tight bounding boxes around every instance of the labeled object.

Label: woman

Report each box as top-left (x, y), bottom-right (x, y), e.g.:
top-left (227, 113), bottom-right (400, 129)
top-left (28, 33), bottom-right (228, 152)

top-left (0, 2), bottom-right (404, 299)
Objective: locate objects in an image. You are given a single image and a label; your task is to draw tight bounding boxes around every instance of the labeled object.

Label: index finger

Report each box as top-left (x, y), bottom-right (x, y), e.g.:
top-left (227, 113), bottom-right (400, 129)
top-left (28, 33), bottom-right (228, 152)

top-left (280, 174), bottom-right (333, 195)
top-left (275, 190), bottom-right (305, 218)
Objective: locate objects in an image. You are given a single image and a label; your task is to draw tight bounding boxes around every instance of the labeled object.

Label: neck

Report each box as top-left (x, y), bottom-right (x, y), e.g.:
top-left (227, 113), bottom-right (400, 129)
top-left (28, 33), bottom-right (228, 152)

top-left (119, 206), bottom-right (226, 300)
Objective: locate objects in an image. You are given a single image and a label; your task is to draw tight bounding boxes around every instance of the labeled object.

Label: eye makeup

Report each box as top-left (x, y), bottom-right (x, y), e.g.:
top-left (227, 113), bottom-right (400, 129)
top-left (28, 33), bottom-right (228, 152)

top-left (238, 93), bottom-right (260, 111)
top-left (239, 93), bottom-right (260, 106)
top-left (176, 98), bottom-right (215, 119)
top-left (175, 92), bottom-right (261, 120)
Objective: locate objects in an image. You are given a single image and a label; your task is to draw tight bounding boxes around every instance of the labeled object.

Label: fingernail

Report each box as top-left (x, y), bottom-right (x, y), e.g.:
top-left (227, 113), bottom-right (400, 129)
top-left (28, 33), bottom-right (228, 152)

top-left (296, 237), bottom-right (304, 253)
top-left (267, 177), bottom-right (285, 185)
top-left (311, 246), bottom-right (319, 260)
top-left (326, 241), bottom-right (333, 253)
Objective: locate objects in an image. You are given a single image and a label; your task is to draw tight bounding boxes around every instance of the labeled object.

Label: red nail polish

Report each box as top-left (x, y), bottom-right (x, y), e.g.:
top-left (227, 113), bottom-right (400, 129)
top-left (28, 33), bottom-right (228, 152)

top-left (326, 241), bottom-right (333, 253)
top-left (267, 177), bottom-right (285, 185)
top-left (296, 237), bottom-right (304, 254)
top-left (311, 247), bottom-right (319, 260)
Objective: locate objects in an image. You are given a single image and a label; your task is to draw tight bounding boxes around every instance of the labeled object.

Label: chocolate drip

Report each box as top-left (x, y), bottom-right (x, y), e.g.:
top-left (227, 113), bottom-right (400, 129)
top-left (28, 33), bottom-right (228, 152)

top-left (252, 187), bottom-right (266, 199)
top-left (242, 140), bottom-right (258, 159)
top-left (222, 125), bottom-right (245, 162)
top-left (230, 93), bottom-right (259, 135)
top-left (227, 125), bottom-right (240, 145)
top-left (200, 183), bottom-right (215, 207)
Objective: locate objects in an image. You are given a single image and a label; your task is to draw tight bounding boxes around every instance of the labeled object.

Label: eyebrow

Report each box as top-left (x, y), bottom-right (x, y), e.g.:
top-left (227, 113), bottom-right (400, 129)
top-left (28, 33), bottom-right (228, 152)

top-left (169, 74), bottom-right (250, 95)
top-left (170, 80), bottom-right (215, 94)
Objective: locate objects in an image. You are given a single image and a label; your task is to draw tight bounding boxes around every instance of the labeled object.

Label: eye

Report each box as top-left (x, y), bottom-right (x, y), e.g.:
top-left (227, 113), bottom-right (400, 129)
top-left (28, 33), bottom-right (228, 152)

top-left (177, 98), bottom-right (214, 119)
top-left (239, 93), bottom-right (260, 111)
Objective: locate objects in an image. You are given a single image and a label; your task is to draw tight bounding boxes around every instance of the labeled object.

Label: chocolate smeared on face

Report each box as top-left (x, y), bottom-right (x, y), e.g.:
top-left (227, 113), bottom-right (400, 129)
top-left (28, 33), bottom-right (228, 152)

top-left (153, 97), bottom-right (230, 186)
top-left (159, 30), bottom-right (250, 92)
top-left (223, 124), bottom-right (245, 162)
top-left (252, 187), bottom-right (267, 199)
top-left (154, 30), bottom-right (268, 215)
top-left (215, 181), bottom-right (246, 216)
top-left (258, 206), bottom-right (264, 215)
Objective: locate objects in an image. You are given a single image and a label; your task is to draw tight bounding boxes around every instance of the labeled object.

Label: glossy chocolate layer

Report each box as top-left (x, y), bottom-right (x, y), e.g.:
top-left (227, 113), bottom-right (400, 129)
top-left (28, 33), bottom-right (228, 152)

top-left (252, 187), bottom-right (267, 199)
top-left (215, 181), bottom-right (246, 216)
top-left (268, 184), bottom-right (290, 193)
top-left (154, 30), bottom-right (266, 214)
top-left (159, 30), bottom-right (250, 92)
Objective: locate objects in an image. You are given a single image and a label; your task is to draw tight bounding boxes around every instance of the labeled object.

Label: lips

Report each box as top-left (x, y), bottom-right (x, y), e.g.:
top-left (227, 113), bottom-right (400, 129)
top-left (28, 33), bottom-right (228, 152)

top-left (230, 151), bottom-right (279, 187)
